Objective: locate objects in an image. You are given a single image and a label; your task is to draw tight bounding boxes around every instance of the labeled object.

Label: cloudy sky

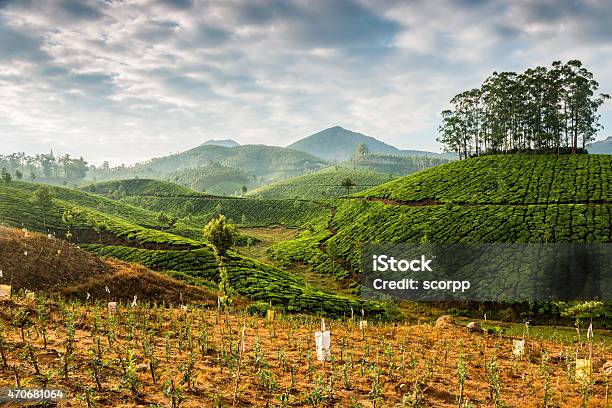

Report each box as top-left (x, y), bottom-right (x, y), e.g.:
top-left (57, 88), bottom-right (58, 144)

top-left (1, 0), bottom-right (611, 165)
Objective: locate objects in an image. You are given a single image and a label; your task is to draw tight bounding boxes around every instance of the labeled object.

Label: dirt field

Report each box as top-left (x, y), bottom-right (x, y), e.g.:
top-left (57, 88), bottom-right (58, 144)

top-left (0, 298), bottom-right (610, 407)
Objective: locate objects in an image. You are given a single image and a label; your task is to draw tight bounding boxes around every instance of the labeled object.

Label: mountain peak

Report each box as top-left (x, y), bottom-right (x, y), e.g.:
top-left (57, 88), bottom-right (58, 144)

top-left (201, 139), bottom-right (240, 148)
top-left (288, 127), bottom-right (398, 161)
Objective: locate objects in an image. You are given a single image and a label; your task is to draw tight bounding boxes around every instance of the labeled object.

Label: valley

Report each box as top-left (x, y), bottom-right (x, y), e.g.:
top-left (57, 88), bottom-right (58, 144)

top-left (1, 137), bottom-right (611, 407)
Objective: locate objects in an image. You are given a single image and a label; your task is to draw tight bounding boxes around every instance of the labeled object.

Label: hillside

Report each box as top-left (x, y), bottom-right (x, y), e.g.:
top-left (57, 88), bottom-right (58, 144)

top-left (588, 136), bottom-right (612, 154)
top-left (166, 163), bottom-right (260, 195)
top-left (288, 126), bottom-right (448, 161)
top-left (356, 154), bottom-right (611, 204)
top-left (0, 181), bottom-right (377, 315)
top-left (82, 178), bottom-right (203, 197)
top-left (0, 226), bottom-right (216, 304)
top-left (0, 181), bottom-right (206, 246)
top-left (351, 153), bottom-right (451, 175)
top-left (268, 155), bottom-right (612, 280)
top-left (246, 167), bottom-right (396, 199)
top-left (129, 144), bottom-right (328, 183)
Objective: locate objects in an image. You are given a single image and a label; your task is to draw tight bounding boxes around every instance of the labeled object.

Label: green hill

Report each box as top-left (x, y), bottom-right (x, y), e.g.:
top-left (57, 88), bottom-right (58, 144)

top-left (0, 181), bottom-right (205, 248)
top-left (356, 154), bottom-right (611, 204)
top-left (166, 163), bottom-right (260, 195)
top-left (0, 180), bottom-right (377, 315)
top-left (246, 167), bottom-right (396, 199)
top-left (287, 126), bottom-right (449, 161)
top-left (350, 153), bottom-right (451, 176)
top-left (129, 144), bottom-right (328, 183)
top-left (119, 195), bottom-right (328, 228)
top-left (82, 178), bottom-right (203, 197)
top-left (588, 136), bottom-right (612, 154)
top-left (268, 155), bottom-right (612, 279)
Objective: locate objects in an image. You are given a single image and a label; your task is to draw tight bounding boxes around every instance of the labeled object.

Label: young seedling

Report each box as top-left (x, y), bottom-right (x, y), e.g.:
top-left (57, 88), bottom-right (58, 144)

top-left (456, 354), bottom-right (468, 408)
top-left (486, 354), bottom-right (501, 407)
top-left (122, 349), bottom-right (140, 397)
top-left (21, 343), bottom-right (40, 376)
top-left (539, 351), bottom-right (553, 408)
top-left (163, 379), bottom-right (185, 408)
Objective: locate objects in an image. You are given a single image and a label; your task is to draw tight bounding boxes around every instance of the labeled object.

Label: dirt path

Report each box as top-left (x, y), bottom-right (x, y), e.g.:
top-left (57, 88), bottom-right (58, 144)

top-left (354, 196), bottom-right (608, 207)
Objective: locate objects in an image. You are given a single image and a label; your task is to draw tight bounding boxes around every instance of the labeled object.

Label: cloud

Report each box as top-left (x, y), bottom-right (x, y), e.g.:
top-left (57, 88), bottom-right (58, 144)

top-left (0, 19), bottom-right (50, 62)
top-left (0, 0), bottom-right (611, 165)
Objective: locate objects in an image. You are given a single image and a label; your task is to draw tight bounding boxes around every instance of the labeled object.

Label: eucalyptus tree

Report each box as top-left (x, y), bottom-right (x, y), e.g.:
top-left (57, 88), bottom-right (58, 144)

top-left (439, 60), bottom-right (609, 157)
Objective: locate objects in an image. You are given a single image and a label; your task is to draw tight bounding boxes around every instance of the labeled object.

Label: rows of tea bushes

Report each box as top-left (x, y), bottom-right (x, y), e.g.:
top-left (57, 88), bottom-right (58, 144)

top-left (224, 253), bottom-right (378, 314)
top-left (246, 167), bottom-right (396, 199)
top-left (358, 155), bottom-right (611, 204)
top-left (9, 181), bottom-right (169, 226)
top-left (0, 185), bottom-right (69, 231)
top-left (84, 244), bottom-right (379, 315)
top-left (84, 245), bottom-right (219, 279)
top-left (120, 195), bottom-right (328, 227)
top-left (69, 207), bottom-right (204, 248)
top-left (325, 200), bottom-right (612, 272)
top-left (267, 220), bottom-right (350, 280)
top-left (82, 178), bottom-right (204, 197)
top-left (0, 182), bottom-right (203, 248)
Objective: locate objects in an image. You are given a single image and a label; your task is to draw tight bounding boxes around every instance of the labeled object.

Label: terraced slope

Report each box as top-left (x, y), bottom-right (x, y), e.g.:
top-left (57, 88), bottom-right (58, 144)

top-left (84, 244), bottom-right (380, 315)
top-left (246, 167), bottom-right (396, 199)
top-left (82, 179), bottom-right (203, 197)
top-left (358, 154), bottom-right (611, 204)
top-left (0, 181), bottom-right (376, 315)
top-left (269, 155), bottom-right (612, 279)
top-left (120, 195), bottom-right (329, 227)
top-left (0, 181), bottom-right (204, 248)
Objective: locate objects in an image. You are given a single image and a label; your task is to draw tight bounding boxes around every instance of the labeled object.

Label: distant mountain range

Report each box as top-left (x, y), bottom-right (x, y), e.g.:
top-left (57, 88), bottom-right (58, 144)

top-left (202, 139), bottom-right (240, 148)
top-left (287, 126), bottom-right (451, 161)
top-left (587, 136), bottom-right (612, 154)
top-left (82, 126), bottom-right (454, 194)
top-left (129, 144), bottom-right (327, 183)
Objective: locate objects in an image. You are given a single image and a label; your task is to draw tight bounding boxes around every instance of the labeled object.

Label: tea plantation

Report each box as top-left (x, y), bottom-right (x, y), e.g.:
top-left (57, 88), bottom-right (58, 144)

top-left (83, 244), bottom-right (380, 315)
top-left (118, 195), bottom-right (328, 227)
top-left (82, 178), bottom-right (204, 197)
top-left (268, 155), bottom-right (612, 280)
top-left (358, 154), bottom-right (611, 204)
top-left (246, 167), bottom-right (396, 199)
top-left (0, 180), bottom-right (375, 315)
top-left (0, 181), bottom-right (203, 248)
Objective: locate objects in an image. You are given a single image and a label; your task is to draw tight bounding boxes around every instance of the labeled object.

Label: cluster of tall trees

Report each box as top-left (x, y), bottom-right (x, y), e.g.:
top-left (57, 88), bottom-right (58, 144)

top-left (438, 60), bottom-right (610, 159)
top-left (0, 151), bottom-right (88, 180)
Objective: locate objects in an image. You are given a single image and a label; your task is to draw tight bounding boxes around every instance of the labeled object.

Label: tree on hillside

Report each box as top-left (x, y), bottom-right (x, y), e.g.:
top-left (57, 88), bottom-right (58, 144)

top-left (1, 167), bottom-right (11, 183)
top-left (438, 60), bottom-right (611, 157)
top-left (203, 214), bottom-right (237, 256)
top-left (31, 186), bottom-right (53, 207)
top-left (15, 170), bottom-right (23, 180)
top-left (341, 177), bottom-right (355, 195)
top-left (241, 185), bottom-right (247, 195)
top-left (353, 143), bottom-right (369, 161)
top-left (203, 214), bottom-right (237, 308)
